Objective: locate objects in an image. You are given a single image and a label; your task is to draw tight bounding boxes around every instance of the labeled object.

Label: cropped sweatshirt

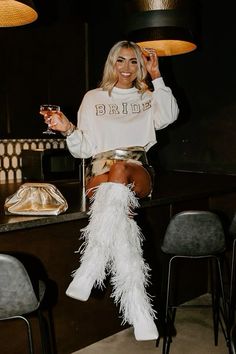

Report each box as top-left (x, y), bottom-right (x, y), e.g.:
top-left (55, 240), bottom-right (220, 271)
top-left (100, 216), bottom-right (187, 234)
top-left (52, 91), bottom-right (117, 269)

top-left (66, 77), bottom-right (179, 159)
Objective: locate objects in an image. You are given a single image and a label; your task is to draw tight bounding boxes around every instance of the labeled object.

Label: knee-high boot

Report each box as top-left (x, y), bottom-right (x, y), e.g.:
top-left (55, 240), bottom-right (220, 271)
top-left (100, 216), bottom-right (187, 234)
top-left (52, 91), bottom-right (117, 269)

top-left (109, 186), bottom-right (158, 341)
top-left (66, 182), bottom-right (120, 301)
top-left (66, 182), bottom-right (158, 341)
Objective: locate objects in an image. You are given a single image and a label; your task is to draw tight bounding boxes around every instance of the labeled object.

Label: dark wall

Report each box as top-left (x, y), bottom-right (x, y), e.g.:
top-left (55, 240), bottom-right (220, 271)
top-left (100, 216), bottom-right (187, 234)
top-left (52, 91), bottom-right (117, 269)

top-left (0, 0), bottom-right (86, 138)
top-left (1, 0), bottom-right (236, 175)
top-left (156, 1), bottom-right (236, 174)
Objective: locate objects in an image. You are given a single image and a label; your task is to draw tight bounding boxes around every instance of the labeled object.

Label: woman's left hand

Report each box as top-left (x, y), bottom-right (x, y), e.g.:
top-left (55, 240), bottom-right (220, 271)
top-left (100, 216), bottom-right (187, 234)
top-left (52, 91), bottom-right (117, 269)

top-left (142, 48), bottom-right (161, 80)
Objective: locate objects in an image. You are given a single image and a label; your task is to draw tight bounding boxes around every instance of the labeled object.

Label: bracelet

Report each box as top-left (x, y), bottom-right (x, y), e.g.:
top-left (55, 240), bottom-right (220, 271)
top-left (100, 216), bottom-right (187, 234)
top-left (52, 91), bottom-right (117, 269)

top-left (61, 122), bottom-right (76, 137)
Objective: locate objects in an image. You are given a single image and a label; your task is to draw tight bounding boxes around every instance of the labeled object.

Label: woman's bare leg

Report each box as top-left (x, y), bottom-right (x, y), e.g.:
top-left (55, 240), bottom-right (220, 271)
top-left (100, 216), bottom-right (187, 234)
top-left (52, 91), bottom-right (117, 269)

top-left (86, 161), bottom-right (152, 199)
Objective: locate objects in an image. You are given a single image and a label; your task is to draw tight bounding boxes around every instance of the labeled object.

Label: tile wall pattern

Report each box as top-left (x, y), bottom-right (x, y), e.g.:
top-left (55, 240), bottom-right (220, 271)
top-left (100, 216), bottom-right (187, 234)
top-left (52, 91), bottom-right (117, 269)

top-left (0, 139), bottom-right (66, 182)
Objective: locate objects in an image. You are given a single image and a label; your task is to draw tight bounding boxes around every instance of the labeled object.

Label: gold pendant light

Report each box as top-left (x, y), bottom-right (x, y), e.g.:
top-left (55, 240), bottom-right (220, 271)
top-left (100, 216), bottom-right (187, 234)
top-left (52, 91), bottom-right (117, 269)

top-left (0, 0), bottom-right (38, 27)
top-left (126, 0), bottom-right (198, 56)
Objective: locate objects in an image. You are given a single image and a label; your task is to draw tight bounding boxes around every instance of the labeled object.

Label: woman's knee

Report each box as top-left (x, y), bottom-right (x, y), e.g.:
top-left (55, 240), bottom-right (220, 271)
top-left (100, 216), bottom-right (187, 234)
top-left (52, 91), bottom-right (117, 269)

top-left (108, 162), bottom-right (129, 182)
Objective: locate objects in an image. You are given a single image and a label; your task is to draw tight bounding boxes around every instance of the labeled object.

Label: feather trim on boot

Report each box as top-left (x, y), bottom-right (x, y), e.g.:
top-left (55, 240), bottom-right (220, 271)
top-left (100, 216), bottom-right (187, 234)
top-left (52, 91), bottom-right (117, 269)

top-left (107, 184), bottom-right (158, 340)
top-left (66, 182), bottom-right (136, 300)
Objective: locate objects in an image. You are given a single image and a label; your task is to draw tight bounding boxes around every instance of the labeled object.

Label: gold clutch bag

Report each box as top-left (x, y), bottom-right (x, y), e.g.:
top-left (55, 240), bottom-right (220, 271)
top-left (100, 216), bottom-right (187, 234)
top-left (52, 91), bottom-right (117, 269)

top-left (4, 183), bottom-right (68, 216)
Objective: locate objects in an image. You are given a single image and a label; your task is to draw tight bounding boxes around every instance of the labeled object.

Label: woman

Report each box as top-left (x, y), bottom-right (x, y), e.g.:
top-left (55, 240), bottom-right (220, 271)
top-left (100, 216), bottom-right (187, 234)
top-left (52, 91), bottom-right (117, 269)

top-left (49, 40), bottom-right (179, 341)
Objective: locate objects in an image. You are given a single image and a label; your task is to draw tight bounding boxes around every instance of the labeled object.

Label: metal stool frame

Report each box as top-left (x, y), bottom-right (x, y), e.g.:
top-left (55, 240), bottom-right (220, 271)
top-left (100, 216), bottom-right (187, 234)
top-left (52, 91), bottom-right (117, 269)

top-left (159, 210), bottom-right (230, 354)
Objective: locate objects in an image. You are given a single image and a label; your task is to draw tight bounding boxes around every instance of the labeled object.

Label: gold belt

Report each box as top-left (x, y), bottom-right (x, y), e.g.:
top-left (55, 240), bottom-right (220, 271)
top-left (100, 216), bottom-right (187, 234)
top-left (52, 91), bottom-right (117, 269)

top-left (92, 146), bottom-right (148, 165)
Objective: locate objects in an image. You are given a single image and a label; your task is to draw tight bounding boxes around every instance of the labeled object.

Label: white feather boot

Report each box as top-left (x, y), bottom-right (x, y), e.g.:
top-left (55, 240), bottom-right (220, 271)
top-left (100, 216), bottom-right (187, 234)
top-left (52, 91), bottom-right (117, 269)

top-left (66, 182), bottom-right (158, 341)
top-left (109, 189), bottom-right (158, 341)
top-left (66, 182), bottom-right (119, 301)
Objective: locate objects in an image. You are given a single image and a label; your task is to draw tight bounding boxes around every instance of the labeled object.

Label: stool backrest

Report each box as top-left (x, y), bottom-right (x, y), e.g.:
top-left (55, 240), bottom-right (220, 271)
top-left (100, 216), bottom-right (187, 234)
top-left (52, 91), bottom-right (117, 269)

top-left (161, 211), bottom-right (225, 256)
top-left (0, 254), bottom-right (40, 319)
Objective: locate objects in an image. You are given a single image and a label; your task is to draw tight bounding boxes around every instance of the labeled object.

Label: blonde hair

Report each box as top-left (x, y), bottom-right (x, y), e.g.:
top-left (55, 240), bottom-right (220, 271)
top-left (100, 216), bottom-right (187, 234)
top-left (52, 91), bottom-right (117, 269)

top-left (99, 40), bottom-right (148, 95)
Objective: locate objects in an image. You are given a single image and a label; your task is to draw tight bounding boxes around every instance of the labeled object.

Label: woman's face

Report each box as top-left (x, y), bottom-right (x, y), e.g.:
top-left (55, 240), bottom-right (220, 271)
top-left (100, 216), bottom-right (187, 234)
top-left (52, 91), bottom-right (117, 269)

top-left (114, 47), bottom-right (138, 89)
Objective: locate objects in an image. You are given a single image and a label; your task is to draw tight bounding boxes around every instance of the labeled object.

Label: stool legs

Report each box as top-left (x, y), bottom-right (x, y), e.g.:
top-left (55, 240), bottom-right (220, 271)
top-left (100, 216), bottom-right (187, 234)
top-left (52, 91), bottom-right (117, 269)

top-left (37, 309), bottom-right (56, 354)
top-left (212, 257), bottom-right (230, 347)
top-left (11, 312), bottom-right (54, 354)
top-left (162, 256), bottom-right (176, 354)
top-left (22, 316), bottom-right (34, 354)
top-left (162, 255), bottom-right (229, 354)
top-left (6, 316), bottom-right (34, 354)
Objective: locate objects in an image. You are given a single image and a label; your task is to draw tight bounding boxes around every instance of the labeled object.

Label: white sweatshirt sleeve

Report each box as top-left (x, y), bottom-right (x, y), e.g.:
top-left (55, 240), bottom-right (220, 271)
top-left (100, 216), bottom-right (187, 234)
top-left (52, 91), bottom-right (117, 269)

top-left (66, 94), bottom-right (95, 158)
top-left (151, 77), bottom-right (179, 130)
top-left (66, 129), bottom-right (93, 158)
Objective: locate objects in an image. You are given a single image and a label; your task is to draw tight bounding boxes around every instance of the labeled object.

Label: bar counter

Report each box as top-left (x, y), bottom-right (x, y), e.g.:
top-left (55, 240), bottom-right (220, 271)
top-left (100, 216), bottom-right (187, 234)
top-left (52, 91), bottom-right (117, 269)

top-left (1, 170), bottom-right (236, 233)
top-left (1, 171), bottom-right (236, 354)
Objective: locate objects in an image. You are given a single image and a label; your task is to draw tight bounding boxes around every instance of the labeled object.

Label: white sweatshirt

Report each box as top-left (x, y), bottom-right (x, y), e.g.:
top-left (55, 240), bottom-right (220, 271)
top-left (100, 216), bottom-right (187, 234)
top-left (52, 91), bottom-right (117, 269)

top-left (66, 77), bottom-right (179, 158)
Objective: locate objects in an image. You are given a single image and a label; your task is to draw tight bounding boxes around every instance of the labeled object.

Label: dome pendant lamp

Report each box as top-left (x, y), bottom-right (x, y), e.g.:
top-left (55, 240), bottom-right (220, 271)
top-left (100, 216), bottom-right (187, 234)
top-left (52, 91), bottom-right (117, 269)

top-left (0, 0), bottom-right (38, 27)
top-left (125, 0), bottom-right (198, 56)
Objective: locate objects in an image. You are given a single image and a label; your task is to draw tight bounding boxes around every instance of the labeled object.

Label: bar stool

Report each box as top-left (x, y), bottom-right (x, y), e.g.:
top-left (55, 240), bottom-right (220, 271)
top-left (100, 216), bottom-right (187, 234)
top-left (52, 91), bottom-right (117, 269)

top-left (160, 210), bottom-right (229, 354)
top-left (0, 253), bottom-right (56, 354)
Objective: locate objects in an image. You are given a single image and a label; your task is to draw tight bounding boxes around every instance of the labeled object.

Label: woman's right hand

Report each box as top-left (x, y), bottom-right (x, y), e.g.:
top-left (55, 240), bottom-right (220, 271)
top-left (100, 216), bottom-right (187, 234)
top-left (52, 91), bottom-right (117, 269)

top-left (48, 112), bottom-right (72, 133)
